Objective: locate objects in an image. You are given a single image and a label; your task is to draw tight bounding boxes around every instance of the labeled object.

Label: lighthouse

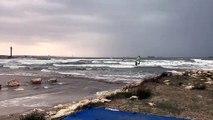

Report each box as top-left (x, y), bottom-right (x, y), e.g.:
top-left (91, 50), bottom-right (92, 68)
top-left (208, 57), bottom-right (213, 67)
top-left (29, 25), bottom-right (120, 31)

top-left (10, 46), bottom-right (12, 57)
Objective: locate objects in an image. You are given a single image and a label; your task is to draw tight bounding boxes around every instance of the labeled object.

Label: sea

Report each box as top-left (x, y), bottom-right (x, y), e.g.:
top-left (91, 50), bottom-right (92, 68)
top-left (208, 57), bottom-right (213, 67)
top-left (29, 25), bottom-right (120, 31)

top-left (0, 57), bottom-right (213, 83)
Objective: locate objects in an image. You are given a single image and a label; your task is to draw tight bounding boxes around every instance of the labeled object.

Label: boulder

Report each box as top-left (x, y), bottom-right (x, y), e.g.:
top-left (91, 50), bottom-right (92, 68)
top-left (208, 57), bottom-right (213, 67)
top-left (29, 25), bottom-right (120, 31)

top-left (31, 78), bottom-right (42, 85)
top-left (48, 78), bottom-right (57, 83)
top-left (7, 79), bottom-right (20, 87)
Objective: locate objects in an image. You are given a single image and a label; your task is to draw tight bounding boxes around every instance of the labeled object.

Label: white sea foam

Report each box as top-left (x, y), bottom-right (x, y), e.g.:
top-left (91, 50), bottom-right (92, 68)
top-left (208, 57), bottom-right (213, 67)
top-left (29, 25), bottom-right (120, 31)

top-left (92, 60), bottom-right (102, 64)
top-left (57, 71), bottom-right (85, 76)
top-left (41, 69), bottom-right (52, 73)
top-left (0, 94), bottom-right (50, 107)
top-left (14, 87), bottom-right (25, 91)
top-left (53, 63), bottom-right (134, 68)
top-left (3, 65), bottom-right (26, 69)
top-left (1, 58), bottom-right (213, 84)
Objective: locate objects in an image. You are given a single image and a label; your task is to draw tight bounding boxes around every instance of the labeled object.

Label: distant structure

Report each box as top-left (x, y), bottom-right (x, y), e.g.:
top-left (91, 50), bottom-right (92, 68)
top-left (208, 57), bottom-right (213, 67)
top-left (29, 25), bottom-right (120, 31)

top-left (10, 46), bottom-right (13, 57)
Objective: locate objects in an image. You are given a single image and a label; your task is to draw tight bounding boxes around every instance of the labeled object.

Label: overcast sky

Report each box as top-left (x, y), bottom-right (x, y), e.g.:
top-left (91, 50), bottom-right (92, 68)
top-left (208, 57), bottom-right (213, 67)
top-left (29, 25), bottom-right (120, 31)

top-left (0, 0), bottom-right (212, 57)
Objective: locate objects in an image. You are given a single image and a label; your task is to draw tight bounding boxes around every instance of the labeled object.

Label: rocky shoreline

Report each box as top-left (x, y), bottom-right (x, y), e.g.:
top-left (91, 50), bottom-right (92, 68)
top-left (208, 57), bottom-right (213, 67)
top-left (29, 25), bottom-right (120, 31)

top-left (17, 70), bottom-right (213, 120)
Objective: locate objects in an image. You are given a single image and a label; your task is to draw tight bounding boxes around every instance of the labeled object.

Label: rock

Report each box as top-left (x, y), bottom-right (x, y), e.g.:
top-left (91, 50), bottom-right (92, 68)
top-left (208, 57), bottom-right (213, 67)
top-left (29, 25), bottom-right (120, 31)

top-left (31, 78), bottom-right (42, 84)
top-left (191, 70), bottom-right (197, 74)
top-left (148, 102), bottom-right (155, 107)
top-left (161, 72), bottom-right (173, 77)
top-left (7, 79), bottom-right (20, 87)
top-left (0, 84), bottom-right (1, 90)
top-left (162, 71), bottom-right (184, 77)
top-left (205, 81), bottom-right (212, 85)
top-left (54, 104), bottom-right (66, 109)
top-left (197, 71), bottom-right (202, 74)
top-left (165, 82), bottom-right (170, 85)
top-left (164, 80), bottom-right (170, 82)
top-left (51, 98), bottom-right (112, 119)
top-left (91, 98), bottom-right (111, 103)
top-left (129, 96), bottom-right (138, 100)
top-left (185, 85), bottom-right (194, 90)
top-left (33, 108), bottom-right (45, 113)
top-left (202, 70), bottom-right (208, 74)
top-left (47, 111), bottom-right (57, 116)
top-left (191, 74), bottom-right (198, 78)
top-left (20, 108), bottom-right (45, 120)
top-left (163, 80), bottom-right (170, 85)
top-left (197, 95), bottom-right (203, 99)
top-left (48, 78), bottom-right (57, 83)
top-left (33, 86), bottom-right (40, 89)
top-left (206, 78), bottom-right (212, 81)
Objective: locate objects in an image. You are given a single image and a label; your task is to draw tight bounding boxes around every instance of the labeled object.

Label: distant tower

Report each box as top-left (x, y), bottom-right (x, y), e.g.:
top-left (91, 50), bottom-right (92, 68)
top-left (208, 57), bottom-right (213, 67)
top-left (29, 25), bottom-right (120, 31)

top-left (10, 46), bottom-right (12, 57)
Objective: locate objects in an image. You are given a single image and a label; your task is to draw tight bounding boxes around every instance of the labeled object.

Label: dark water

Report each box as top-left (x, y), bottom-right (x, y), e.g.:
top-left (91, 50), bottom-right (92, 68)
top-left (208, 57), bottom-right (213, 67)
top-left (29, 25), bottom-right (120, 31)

top-left (0, 57), bottom-right (212, 83)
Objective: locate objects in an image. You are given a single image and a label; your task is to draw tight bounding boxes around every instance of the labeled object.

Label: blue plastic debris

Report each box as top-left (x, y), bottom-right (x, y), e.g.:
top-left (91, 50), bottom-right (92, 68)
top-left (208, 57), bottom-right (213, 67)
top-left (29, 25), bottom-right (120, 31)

top-left (63, 108), bottom-right (190, 120)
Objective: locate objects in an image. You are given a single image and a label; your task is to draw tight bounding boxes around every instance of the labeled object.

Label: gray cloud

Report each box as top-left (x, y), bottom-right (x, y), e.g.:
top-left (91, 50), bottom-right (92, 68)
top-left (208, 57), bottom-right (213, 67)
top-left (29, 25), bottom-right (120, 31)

top-left (0, 0), bottom-right (212, 57)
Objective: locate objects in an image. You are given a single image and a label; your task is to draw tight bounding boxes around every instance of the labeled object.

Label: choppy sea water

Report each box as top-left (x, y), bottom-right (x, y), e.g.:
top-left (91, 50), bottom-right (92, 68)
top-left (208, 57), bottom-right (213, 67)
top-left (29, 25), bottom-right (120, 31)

top-left (0, 57), bottom-right (213, 83)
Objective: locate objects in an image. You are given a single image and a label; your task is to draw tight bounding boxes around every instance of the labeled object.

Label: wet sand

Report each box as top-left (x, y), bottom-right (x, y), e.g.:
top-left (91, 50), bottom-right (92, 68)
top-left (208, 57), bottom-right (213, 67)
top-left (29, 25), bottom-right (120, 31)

top-left (0, 75), bottom-right (125, 117)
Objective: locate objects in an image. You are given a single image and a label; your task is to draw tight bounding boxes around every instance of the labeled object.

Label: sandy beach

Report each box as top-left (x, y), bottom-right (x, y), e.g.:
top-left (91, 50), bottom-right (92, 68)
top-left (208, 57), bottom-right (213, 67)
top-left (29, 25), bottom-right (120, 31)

top-left (0, 75), bottom-right (125, 117)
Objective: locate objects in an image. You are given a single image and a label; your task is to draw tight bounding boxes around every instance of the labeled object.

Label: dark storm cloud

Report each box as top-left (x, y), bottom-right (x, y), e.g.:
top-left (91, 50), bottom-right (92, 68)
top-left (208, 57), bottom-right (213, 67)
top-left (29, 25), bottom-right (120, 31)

top-left (0, 0), bottom-right (212, 57)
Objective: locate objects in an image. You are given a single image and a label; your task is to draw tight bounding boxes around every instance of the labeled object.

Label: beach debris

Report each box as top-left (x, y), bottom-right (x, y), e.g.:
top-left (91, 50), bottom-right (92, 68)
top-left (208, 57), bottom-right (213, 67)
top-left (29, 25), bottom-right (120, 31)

top-left (129, 96), bottom-right (138, 100)
top-left (185, 85), bottom-right (195, 90)
top-left (7, 79), bottom-right (20, 87)
top-left (48, 78), bottom-right (57, 83)
top-left (44, 86), bottom-right (49, 89)
top-left (31, 78), bottom-right (42, 85)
